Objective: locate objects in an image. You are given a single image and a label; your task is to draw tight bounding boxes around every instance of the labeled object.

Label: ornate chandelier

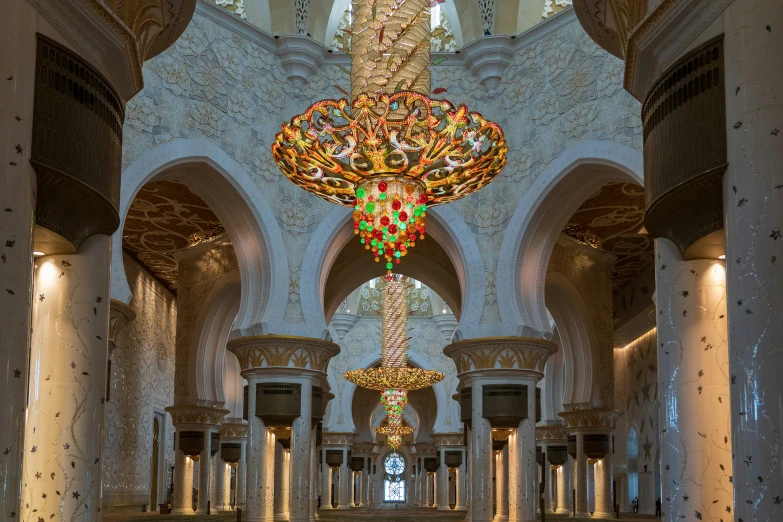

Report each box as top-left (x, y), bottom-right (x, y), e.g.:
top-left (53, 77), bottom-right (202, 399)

top-left (272, 0), bottom-right (507, 274)
top-left (344, 276), bottom-right (443, 449)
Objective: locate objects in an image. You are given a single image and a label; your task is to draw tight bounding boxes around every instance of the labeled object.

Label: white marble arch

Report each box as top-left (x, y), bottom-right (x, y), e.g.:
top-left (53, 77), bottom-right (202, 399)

top-left (539, 327), bottom-right (566, 422)
top-left (495, 140), bottom-right (643, 340)
top-left (299, 204), bottom-right (486, 340)
top-left (188, 271), bottom-right (241, 408)
top-left (323, 353), bottom-right (454, 435)
top-left (545, 273), bottom-right (599, 407)
top-left (322, 0), bottom-right (466, 49)
top-left (223, 349), bottom-right (246, 419)
top-left (112, 139), bottom-right (289, 335)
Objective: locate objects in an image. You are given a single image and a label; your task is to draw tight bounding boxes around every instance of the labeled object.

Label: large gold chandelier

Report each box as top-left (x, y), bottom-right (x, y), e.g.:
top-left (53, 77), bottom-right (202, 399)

top-left (344, 276), bottom-right (444, 449)
top-left (272, 0), bottom-right (507, 274)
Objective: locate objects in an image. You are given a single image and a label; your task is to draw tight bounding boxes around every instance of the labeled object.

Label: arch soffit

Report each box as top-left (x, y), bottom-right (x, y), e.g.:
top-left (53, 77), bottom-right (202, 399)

top-left (495, 140), bottom-right (643, 338)
top-left (545, 272), bottom-right (599, 407)
top-left (113, 139), bottom-right (289, 333)
top-left (300, 203), bottom-right (484, 336)
top-left (188, 271), bottom-right (242, 407)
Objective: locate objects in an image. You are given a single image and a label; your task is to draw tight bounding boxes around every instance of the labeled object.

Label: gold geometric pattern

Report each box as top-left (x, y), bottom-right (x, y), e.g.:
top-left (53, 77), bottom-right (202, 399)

top-left (444, 337), bottom-right (558, 375)
top-left (562, 182), bottom-right (653, 293)
top-left (227, 335), bottom-right (341, 374)
top-left (122, 180), bottom-right (225, 292)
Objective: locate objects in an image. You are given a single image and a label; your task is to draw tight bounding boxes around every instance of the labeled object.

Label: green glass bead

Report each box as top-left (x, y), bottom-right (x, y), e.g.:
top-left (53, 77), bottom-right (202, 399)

top-left (386, 262), bottom-right (393, 270)
top-left (356, 187), bottom-right (366, 198)
top-left (366, 202), bottom-right (375, 213)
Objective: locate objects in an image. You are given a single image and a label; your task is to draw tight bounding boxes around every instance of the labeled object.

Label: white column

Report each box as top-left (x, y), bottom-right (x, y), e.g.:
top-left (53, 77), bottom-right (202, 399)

top-left (574, 433), bottom-right (589, 517)
top-left (365, 460), bottom-right (373, 506)
top-left (455, 450), bottom-right (467, 510)
top-left (309, 435), bottom-right (317, 520)
top-left (466, 431), bottom-right (473, 517)
top-left (438, 448), bottom-right (449, 510)
top-left (593, 448), bottom-right (614, 517)
top-left (469, 380), bottom-right (493, 522)
top-left (274, 442), bottom-right (286, 521)
top-left (494, 445), bottom-right (508, 522)
top-left (289, 379), bottom-right (313, 522)
top-left (416, 459), bottom-right (424, 506)
top-left (508, 381), bottom-right (537, 522)
top-left (237, 440), bottom-right (247, 510)
top-left (246, 379), bottom-right (275, 522)
top-left (542, 449), bottom-right (554, 514)
top-left (215, 450), bottom-right (227, 511)
top-left (196, 430), bottom-right (212, 514)
top-left (21, 236), bottom-right (111, 522)
top-left (0, 3), bottom-right (36, 519)
top-left (656, 238), bottom-right (732, 522)
top-left (320, 451), bottom-right (333, 509)
top-left (556, 458), bottom-right (571, 515)
top-left (723, 1), bottom-right (783, 519)
top-left (337, 448), bottom-right (351, 509)
top-left (173, 431), bottom-right (194, 514)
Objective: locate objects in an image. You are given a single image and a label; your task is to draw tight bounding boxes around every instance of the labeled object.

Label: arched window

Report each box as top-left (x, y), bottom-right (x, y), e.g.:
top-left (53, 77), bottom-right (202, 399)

top-left (383, 453), bottom-right (406, 502)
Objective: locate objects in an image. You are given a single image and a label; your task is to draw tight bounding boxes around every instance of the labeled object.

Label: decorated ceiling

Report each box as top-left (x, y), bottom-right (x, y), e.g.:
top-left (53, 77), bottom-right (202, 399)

top-left (122, 180), bottom-right (226, 292)
top-left (562, 182), bottom-right (653, 293)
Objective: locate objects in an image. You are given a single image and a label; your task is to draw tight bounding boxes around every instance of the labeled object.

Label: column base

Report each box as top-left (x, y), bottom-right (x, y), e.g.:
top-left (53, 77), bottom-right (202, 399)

top-left (319, 505), bottom-right (334, 510)
top-left (593, 511), bottom-right (614, 518)
top-left (574, 512), bottom-right (591, 518)
top-left (438, 505), bottom-right (451, 511)
top-left (493, 516), bottom-right (509, 522)
top-left (274, 513), bottom-right (287, 521)
top-left (194, 509), bottom-right (208, 516)
top-left (454, 505), bottom-right (467, 511)
top-left (555, 508), bottom-right (571, 515)
top-left (336, 505), bottom-right (351, 510)
top-left (171, 508), bottom-right (193, 515)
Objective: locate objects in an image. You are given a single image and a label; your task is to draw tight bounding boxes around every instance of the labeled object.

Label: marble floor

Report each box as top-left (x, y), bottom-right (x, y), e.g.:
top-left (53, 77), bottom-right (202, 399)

top-left (104, 506), bottom-right (661, 522)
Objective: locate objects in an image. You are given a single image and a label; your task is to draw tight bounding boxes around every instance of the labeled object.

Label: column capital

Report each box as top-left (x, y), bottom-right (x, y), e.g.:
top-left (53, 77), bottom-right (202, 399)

top-left (444, 336), bottom-right (557, 376)
top-left (412, 443), bottom-right (437, 455)
top-left (322, 432), bottom-right (355, 446)
top-left (432, 433), bottom-right (464, 448)
top-left (228, 335), bottom-right (340, 376)
top-left (351, 442), bottom-right (377, 455)
top-left (535, 425), bottom-right (569, 443)
top-left (219, 422), bottom-right (249, 439)
top-left (558, 408), bottom-right (620, 433)
top-left (108, 299), bottom-right (136, 352)
top-left (166, 405), bottom-right (230, 428)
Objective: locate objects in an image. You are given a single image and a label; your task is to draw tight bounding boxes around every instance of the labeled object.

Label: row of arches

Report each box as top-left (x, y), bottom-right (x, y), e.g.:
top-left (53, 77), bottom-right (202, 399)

top-left (113, 137), bottom-right (642, 417)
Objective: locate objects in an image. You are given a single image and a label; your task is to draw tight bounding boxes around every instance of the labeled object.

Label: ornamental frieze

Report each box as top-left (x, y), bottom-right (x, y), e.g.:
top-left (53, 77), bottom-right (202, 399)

top-left (220, 422), bottom-right (249, 438)
top-left (322, 432), bottom-right (355, 445)
top-left (228, 335), bottom-right (340, 374)
top-left (165, 405), bottom-right (229, 427)
top-left (433, 433), bottom-right (464, 447)
top-left (444, 337), bottom-right (557, 375)
top-left (109, 299), bottom-right (136, 352)
top-left (558, 408), bottom-right (621, 429)
top-left (535, 425), bottom-right (569, 442)
top-left (412, 444), bottom-right (437, 454)
top-left (351, 442), bottom-right (377, 454)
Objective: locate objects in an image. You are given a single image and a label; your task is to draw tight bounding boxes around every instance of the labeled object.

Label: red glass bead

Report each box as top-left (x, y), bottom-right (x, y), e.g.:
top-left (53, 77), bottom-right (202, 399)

top-left (392, 200), bottom-right (401, 211)
top-left (378, 181), bottom-right (388, 192)
top-left (380, 216), bottom-right (391, 226)
top-left (385, 247), bottom-right (394, 257)
top-left (399, 212), bottom-right (408, 222)
top-left (388, 224), bottom-right (397, 234)
top-left (419, 194), bottom-right (428, 204)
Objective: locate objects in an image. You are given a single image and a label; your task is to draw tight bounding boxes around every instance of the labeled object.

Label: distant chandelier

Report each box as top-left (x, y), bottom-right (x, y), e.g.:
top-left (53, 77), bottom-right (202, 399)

top-left (272, 0), bottom-right (507, 274)
top-left (344, 276), bottom-right (443, 449)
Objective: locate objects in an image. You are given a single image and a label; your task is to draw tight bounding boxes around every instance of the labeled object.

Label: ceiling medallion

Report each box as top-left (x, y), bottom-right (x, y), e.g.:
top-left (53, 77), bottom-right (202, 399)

top-left (344, 275), bottom-right (443, 449)
top-left (272, 0), bottom-right (506, 274)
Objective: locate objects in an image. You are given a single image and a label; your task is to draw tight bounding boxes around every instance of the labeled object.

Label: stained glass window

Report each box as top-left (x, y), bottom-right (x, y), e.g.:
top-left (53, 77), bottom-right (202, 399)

top-left (383, 453), bottom-right (406, 502)
top-left (384, 453), bottom-right (405, 476)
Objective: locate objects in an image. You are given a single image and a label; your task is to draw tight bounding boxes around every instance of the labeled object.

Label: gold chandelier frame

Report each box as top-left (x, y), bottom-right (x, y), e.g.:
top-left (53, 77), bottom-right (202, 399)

top-left (343, 367), bottom-right (444, 391)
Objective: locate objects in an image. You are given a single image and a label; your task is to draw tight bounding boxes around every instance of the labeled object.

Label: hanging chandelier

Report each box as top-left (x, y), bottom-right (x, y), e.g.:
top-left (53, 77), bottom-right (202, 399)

top-left (272, 0), bottom-right (507, 274)
top-left (344, 276), bottom-right (443, 449)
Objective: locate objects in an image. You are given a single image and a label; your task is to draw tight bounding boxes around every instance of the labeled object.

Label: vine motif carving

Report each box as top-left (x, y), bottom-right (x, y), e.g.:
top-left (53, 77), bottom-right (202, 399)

top-left (444, 337), bottom-right (557, 374)
top-left (109, 299), bottom-right (137, 352)
top-left (227, 336), bottom-right (340, 373)
top-left (432, 433), bottom-right (464, 447)
top-left (165, 405), bottom-right (230, 426)
top-left (322, 432), bottom-right (355, 445)
top-left (219, 423), bottom-right (248, 437)
top-left (558, 408), bottom-right (620, 429)
top-left (535, 425), bottom-right (569, 441)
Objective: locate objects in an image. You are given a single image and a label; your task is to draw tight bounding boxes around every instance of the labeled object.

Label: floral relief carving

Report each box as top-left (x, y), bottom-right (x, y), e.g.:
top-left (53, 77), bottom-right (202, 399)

top-left (219, 422), bottom-right (248, 438)
top-left (444, 337), bottom-right (557, 374)
top-left (322, 433), bottom-right (355, 445)
top-left (227, 336), bottom-right (340, 374)
top-left (432, 433), bottom-right (464, 447)
top-left (166, 405), bottom-right (230, 426)
top-left (535, 425), bottom-right (569, 441)
top-left (558, 408), bottom-right (620, 429)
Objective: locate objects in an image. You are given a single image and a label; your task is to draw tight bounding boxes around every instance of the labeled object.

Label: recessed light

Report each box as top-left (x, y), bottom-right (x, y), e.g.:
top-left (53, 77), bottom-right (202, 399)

top-left (33, 251), bottom-right (45, 256)
top-left (718, 254), bottom-right (726, 260)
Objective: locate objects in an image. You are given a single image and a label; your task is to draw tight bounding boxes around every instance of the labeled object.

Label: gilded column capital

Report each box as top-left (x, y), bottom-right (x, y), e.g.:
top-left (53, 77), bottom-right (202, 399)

top-left (432, 433), bottom-right (465, 448)
top-left (535, 425), bottom-right (569, 442)
top-left (351, 442), bottom-right (376, 455)
top-left (219, 422), bottom-right (249, 438)
top-left (412, 443), bottom-right (437, 455)
top-left (227, 335), bottom-right (340, 375)
top-left (443, 336), bottom-right (557, 376)
top-left (109, 299), bottom-right (136, 352)
top-left (558, 408), bottom-right (620, 432)
top-left (165, 405), bottom-right (230, 428)
top-left (322, 432), bottom-right (355, 446)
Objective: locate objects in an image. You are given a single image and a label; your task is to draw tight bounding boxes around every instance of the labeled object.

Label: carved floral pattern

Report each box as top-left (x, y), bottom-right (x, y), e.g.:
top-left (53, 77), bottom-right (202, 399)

top-left (535, 425), bottom-right (569, 441)
top-left (227, 336), bottom-right (340, 374)
top-left (558, 408), bottom-right (620, 429)
top-left (165, 405), bottom-right (230, 426)
top-left (444, 337), bottom-right (557, 374)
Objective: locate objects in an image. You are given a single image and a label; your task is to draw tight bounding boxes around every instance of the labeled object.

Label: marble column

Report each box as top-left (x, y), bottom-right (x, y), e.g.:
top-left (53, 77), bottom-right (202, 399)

top-left (507, 379), bottom-right (538, 522)
top-left (245, 378), bottom-right (275, 522)
top-left (214, 450), bottom-right (228, 511)
top-left (438, 448), bottom-right (449, 510)
top-left (364, 460), bottom-right (372, 506)
top-left (274, 442), bottom-right (286, 521)
top-left (237, 440), bottom-right (247, 510)
top-left (338, 448), bottom-right (351, 509)
top-left (309, 436), bottom-right (317, 520)
top-left (289, 378), bottom-right (314, 522)
top-left (556, 458), bottom-right (572, 515)
top-left (573, 433), bottom-right (589, 518)
top-left (21, 236), bottom-right (111, 522)
top-left (173, 431), bottom-right (194, 514)
top-left (722, 1), bottom-right (783, 519)
top-left (321, 451), bottom-right (333, 509)
top-left (468, 380), bottom-right (492, 521)
top-left (655, 238), bottom-right (733, 521)
top-left (593, 449), bottom-right (614, 518)
top-left (195, 429), bottom-right (213, 514)
top-left (494, 445), bottom-right (509, 522)
top-left (423, 472), bottom-right (431, 507)
top-left (539, 447), bottom-right (554, 514)
top-left (0, 3), bottom-right (36, 518)
top-left (416, 459), bottom-right (424, 506)
top-left (455, 449), bottom-right (467, 510)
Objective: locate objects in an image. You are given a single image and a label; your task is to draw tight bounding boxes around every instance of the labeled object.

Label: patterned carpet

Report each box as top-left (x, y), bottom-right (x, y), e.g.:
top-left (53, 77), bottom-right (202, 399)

top-left (104, 506), bottom-right (660, 522)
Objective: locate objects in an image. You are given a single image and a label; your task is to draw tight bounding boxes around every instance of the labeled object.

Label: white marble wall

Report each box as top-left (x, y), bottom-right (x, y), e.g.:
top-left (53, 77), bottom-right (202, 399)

top-left (656, 238), bottom-right (733, 521)
top-left (103, 254), bottom-right (177, 510)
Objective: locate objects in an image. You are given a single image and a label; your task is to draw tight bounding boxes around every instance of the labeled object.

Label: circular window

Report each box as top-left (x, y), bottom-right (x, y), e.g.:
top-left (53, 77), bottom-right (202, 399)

top-left (383, 453), bottom-right (405, 476)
